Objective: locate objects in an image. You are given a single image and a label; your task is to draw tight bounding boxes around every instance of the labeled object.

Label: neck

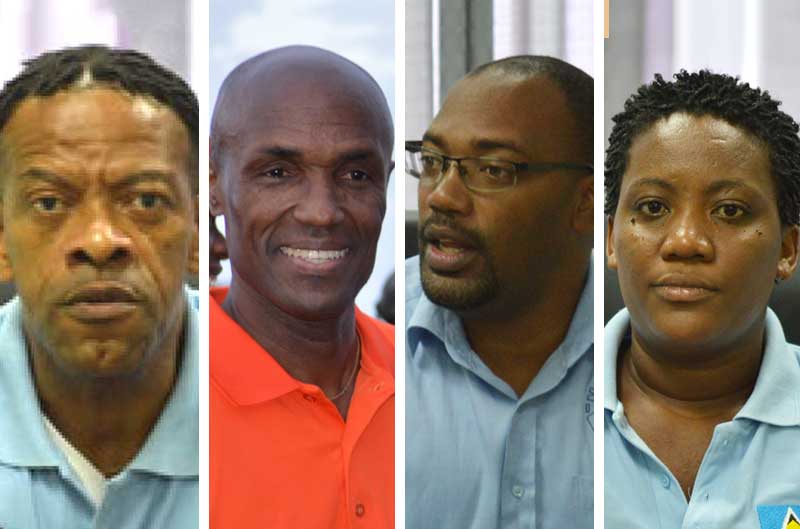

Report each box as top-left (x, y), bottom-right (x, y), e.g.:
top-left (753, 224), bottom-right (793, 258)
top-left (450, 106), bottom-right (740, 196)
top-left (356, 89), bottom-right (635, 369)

top-left (624, 323), bottom-right (764, 410)
top-left (30, 319), bottom-right (184, 477)
top-left (462, 258), bottom-right (588, 396)
top-left (223, 278), bottom-right (359, 417)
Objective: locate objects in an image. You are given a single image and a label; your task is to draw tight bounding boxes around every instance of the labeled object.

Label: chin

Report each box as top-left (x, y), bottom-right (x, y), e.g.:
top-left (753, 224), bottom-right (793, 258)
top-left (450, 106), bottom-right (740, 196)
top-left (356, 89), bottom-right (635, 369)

top-left (55, 339), bottom-right (151, 379)
top-left (419, 262), bottom-right (498, 312)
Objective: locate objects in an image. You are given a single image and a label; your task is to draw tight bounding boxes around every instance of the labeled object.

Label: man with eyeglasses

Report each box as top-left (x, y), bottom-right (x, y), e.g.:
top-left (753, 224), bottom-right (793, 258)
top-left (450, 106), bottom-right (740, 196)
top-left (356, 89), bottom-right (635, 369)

top-left (405, 55), bottom-right (594, 529)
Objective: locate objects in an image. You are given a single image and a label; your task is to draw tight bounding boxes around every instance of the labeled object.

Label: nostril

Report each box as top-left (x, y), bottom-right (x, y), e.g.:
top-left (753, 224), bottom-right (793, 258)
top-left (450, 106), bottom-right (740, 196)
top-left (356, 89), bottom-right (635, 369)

top-left (71, 249), bottom-right (92, 265)
top-left (110, 247), bottom-right (130, 262)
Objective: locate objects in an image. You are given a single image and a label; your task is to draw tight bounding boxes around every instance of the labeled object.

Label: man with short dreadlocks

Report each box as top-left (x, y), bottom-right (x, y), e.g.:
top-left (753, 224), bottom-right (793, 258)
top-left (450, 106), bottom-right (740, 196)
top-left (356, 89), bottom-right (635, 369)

top-left (0, 45), bottom-right (199, 528)
top-left (604, 70), bottom-right (800, 529)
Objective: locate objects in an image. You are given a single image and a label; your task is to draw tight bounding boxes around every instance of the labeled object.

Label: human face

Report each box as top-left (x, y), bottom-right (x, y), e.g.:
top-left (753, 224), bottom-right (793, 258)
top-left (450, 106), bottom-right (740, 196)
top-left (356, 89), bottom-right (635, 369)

top-left (212, 71), bottom-right (391, 319)
top-left (418, 74), bottom-right (592, 316)
top-left (0, 88), bottom-right (196, 377)
top-left (607, 113), bottom-right (799, 360)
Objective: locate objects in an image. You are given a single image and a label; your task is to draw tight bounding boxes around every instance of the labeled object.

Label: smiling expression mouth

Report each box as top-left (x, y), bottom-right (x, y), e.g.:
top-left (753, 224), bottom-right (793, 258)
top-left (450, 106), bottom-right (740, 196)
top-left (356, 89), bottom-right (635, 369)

top-left (279, 246), bottom-right (350, 264)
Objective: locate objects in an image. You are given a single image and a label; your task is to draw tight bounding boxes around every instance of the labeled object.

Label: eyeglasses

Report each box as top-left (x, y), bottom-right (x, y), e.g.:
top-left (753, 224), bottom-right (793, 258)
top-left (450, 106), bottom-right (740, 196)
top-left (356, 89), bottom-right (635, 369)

top-left (405, 140), bottom-right (593, 192)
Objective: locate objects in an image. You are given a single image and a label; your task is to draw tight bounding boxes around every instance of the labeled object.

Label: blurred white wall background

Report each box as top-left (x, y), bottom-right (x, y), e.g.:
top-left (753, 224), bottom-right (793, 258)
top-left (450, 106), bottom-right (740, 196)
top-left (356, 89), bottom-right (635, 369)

top-left (605, 0), bottom-right (800, 145)
top-left (0, 0), bottom-right (193, 85)
top-left (209, 0), bottom-right (396, 318)
top-left (406, 0), bottom-right (594, 209)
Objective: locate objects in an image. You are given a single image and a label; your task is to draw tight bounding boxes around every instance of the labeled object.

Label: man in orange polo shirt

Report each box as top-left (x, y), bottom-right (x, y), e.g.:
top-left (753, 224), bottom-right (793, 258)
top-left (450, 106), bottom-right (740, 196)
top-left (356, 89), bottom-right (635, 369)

top-left (208, 45), bottom-right (395, 529)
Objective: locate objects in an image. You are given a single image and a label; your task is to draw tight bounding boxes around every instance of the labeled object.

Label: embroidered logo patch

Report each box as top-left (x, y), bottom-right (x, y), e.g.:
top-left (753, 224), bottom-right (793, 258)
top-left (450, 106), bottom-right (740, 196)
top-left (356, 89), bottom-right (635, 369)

top-left (584, 385), bottom-right (594, 431)
top-left (757, 505), bottom-right (800, 529)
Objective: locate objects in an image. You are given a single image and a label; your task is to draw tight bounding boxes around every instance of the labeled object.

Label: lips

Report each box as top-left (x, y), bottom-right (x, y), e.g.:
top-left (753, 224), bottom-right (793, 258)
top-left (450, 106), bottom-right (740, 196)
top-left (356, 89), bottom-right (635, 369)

top-left (651, 273), bottom-right (719, 303)
top-left (422, 224), bottom-right (479, 273)
top-left (61, 282), bottom-right (142, 322)
top-left (278, 245), bottom-right (351, 273)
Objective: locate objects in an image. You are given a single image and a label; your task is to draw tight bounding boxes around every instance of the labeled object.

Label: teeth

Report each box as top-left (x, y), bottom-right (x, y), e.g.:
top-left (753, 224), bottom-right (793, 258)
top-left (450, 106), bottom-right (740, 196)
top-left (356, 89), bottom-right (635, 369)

top-left (437, 240), bottom-right (464, 253)
top-left (280, 247), bottom-right (349, 263)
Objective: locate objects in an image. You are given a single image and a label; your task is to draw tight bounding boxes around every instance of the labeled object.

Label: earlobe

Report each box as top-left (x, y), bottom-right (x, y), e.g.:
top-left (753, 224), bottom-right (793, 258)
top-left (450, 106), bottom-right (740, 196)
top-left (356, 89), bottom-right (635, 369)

top-left (777, 225), bottom-right (800, 280)
top-left (606, 215), bottom-right (618, 270)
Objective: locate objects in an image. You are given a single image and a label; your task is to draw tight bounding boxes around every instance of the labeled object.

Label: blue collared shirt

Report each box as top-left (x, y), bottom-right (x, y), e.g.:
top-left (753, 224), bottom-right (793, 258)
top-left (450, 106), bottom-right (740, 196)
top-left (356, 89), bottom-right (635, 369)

top-left (0, 291), bottom-right (199, 529)
top-left (605, 308), bottom-right (800, 529)
top-left (405, 256), bottom-right (594, 529)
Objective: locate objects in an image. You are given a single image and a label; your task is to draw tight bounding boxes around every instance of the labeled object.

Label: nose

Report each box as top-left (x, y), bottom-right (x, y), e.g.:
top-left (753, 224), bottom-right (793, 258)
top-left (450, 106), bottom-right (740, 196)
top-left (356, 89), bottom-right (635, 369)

top-left (67, 205), bottom-right (133, 269)
top-left (292, 174), bottom-right (345, 227)
top-left (660, 209), bottom-right (714, 262)
top-left (422, 160), bottom-right (472, 216)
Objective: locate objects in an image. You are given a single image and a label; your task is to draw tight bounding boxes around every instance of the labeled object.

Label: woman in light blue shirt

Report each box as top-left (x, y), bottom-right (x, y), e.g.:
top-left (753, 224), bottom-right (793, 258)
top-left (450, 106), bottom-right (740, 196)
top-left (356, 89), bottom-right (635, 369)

top-left (604, 70), bottom-right (800, 529)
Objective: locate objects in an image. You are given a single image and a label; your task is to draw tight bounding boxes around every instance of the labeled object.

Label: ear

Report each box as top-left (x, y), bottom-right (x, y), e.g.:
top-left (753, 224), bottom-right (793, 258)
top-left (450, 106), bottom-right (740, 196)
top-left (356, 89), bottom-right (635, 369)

top-left (185, 195), bottom-right (199, 277)
top-left (606, 215), bottom-right (618, 270)
top-left (777, 224), bottom-right (800, 281)
top-left (572, 174), bottom-right (593, 235)
top-left (209, 164), bottom-right (224, 216)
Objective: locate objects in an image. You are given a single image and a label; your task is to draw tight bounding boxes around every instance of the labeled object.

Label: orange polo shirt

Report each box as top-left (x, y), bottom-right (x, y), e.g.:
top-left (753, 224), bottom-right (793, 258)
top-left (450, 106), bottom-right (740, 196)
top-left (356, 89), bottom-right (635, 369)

top-left (210, 287), bottom-right (394, 529)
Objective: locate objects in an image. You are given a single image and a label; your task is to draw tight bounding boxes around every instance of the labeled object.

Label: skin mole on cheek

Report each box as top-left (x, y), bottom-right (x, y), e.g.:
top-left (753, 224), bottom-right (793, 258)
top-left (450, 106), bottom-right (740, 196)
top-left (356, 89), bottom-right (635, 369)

top-left (756, 229), bottom-right (762, 236)
top-left (630, 217), bottom-right (636, 225)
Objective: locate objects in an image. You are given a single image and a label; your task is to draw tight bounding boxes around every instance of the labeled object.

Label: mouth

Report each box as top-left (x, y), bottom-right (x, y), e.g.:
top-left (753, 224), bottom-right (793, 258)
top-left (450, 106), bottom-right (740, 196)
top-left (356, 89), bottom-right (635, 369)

top-left (61, 282), bottom-right (142, 322)
top-left (422, 224), bottom-right (479, 273)
top-left (278, 246), bottom-right (351, 273)
top-left (651, 274), bottom-right (719, 303)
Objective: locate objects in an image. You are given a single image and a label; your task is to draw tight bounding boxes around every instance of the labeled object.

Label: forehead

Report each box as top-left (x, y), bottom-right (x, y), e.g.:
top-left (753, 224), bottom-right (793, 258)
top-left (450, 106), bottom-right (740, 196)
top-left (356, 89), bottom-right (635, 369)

top-left (426, 74), bottom-right (579, 160)
top-left (0, 88), bottom-right (191, 185)
top-left (624, 113), bottom-right (773, 192)
top-left (4, 88), bottom-right (187, 148)
top-left (220, 67), bottom-right (390, 163)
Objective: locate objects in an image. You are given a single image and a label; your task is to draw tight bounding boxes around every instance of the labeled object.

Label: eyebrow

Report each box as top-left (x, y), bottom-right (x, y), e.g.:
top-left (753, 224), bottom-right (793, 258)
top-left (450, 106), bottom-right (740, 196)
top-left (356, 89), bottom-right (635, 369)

top-left (259, 146), bottom-right (303, 160)
top-left (705, 179), bottom-right (753, 195)
top-left (627, 177), bottom-right (676, 192)
top-left (421, 132), bottom-right (527, 157)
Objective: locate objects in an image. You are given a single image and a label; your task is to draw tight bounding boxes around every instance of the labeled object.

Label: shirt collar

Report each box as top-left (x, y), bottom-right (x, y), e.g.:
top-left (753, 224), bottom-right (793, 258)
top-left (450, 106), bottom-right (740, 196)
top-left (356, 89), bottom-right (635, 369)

top-left (408, 257), bottom-right (594, 372)
top-left (0, 290), bottom-right (200, 475)
top-left (604, 307), bottom-right (800, 426)
top-left (210, 287), bottom-right (394, 406)
top-left (129, 289), bottom-right (199, 476)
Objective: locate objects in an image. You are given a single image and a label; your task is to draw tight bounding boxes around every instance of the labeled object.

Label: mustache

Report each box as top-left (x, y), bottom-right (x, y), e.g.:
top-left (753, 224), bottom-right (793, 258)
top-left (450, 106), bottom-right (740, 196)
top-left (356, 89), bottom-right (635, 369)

top-left (419, 212), bottom-right (487, 251)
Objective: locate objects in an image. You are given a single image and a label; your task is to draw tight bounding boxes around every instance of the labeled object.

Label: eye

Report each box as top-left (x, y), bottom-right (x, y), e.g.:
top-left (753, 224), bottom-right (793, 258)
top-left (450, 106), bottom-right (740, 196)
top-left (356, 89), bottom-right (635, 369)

top-left (33, 196), bottom-right (62, 213)
top-left (637, 199), bottom-right (669, 217)
top-left (343, 169), bottom-right (370, 182)
top-left (713, 203), bottom-right (748, 219)
top-left (133, 193), bottom-right (164, 209)
top-left (478, 163), bottom-right (514, 182)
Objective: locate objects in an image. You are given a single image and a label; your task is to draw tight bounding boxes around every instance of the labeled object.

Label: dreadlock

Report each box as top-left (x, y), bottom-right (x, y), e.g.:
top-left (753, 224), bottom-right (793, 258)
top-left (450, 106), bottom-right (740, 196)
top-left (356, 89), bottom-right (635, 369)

top-left (0, 45), bottom-right (198, 187)
top-left (605, 70), bottom-right (800, 225)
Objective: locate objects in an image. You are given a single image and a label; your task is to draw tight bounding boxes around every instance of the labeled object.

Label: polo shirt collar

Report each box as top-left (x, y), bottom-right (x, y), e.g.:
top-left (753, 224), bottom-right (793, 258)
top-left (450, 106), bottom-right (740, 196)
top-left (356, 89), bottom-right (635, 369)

top-left (604, 307), bottom-right (800, 427)
top-left (407, 258), bottom-right (594, 373)
top-left (0, 297), bottom-right (61, 468)
top-left (129, 291), bottom-right (199, 476)
top-left (210, 287), bottom-right (394, 406)
top-left (210, 288), bottom-right (301, 405)
top-left (0, 292), bottom-right (200, 476)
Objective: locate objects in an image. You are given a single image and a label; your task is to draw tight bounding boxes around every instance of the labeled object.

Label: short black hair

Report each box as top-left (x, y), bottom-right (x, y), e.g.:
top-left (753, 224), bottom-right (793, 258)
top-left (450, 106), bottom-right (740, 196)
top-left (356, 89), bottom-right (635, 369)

top-left (469, 55), bottom-right (593, 162)
top-left (0, 45), bottom-right (198, 187)
top-left (605, 70), bottom-right (800, 225)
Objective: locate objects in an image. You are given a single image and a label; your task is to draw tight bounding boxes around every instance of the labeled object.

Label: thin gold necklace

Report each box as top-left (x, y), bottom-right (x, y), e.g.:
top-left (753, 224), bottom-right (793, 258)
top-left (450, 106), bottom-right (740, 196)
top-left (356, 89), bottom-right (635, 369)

top-left (328, 333), bottom-right (361, 401)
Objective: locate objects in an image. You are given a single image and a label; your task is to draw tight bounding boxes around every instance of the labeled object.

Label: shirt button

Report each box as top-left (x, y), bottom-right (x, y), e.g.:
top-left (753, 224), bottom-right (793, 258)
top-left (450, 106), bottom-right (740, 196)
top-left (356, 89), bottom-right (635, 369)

top-left (512, 485), bottom-right (524, 498)
top-left (374, 383), bottom-right (383, 391)
top-left (722, 439), bottom-right (729, 446)
top-left (660, 474), bottom-right (670, 488)
top-left (355, 503), bottom-right (365, 517)
top-left (303, 394), bottom-right (316, 403)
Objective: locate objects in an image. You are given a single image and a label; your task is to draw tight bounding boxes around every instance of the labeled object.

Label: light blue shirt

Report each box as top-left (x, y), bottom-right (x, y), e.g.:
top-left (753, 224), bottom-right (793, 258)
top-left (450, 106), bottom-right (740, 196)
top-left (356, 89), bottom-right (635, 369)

top-left (405, 256), bottom-right (594, 529)
top-left (604, 308), bottom-right (800, 529)
top-left (0, 292), bottom-right (199, 529)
